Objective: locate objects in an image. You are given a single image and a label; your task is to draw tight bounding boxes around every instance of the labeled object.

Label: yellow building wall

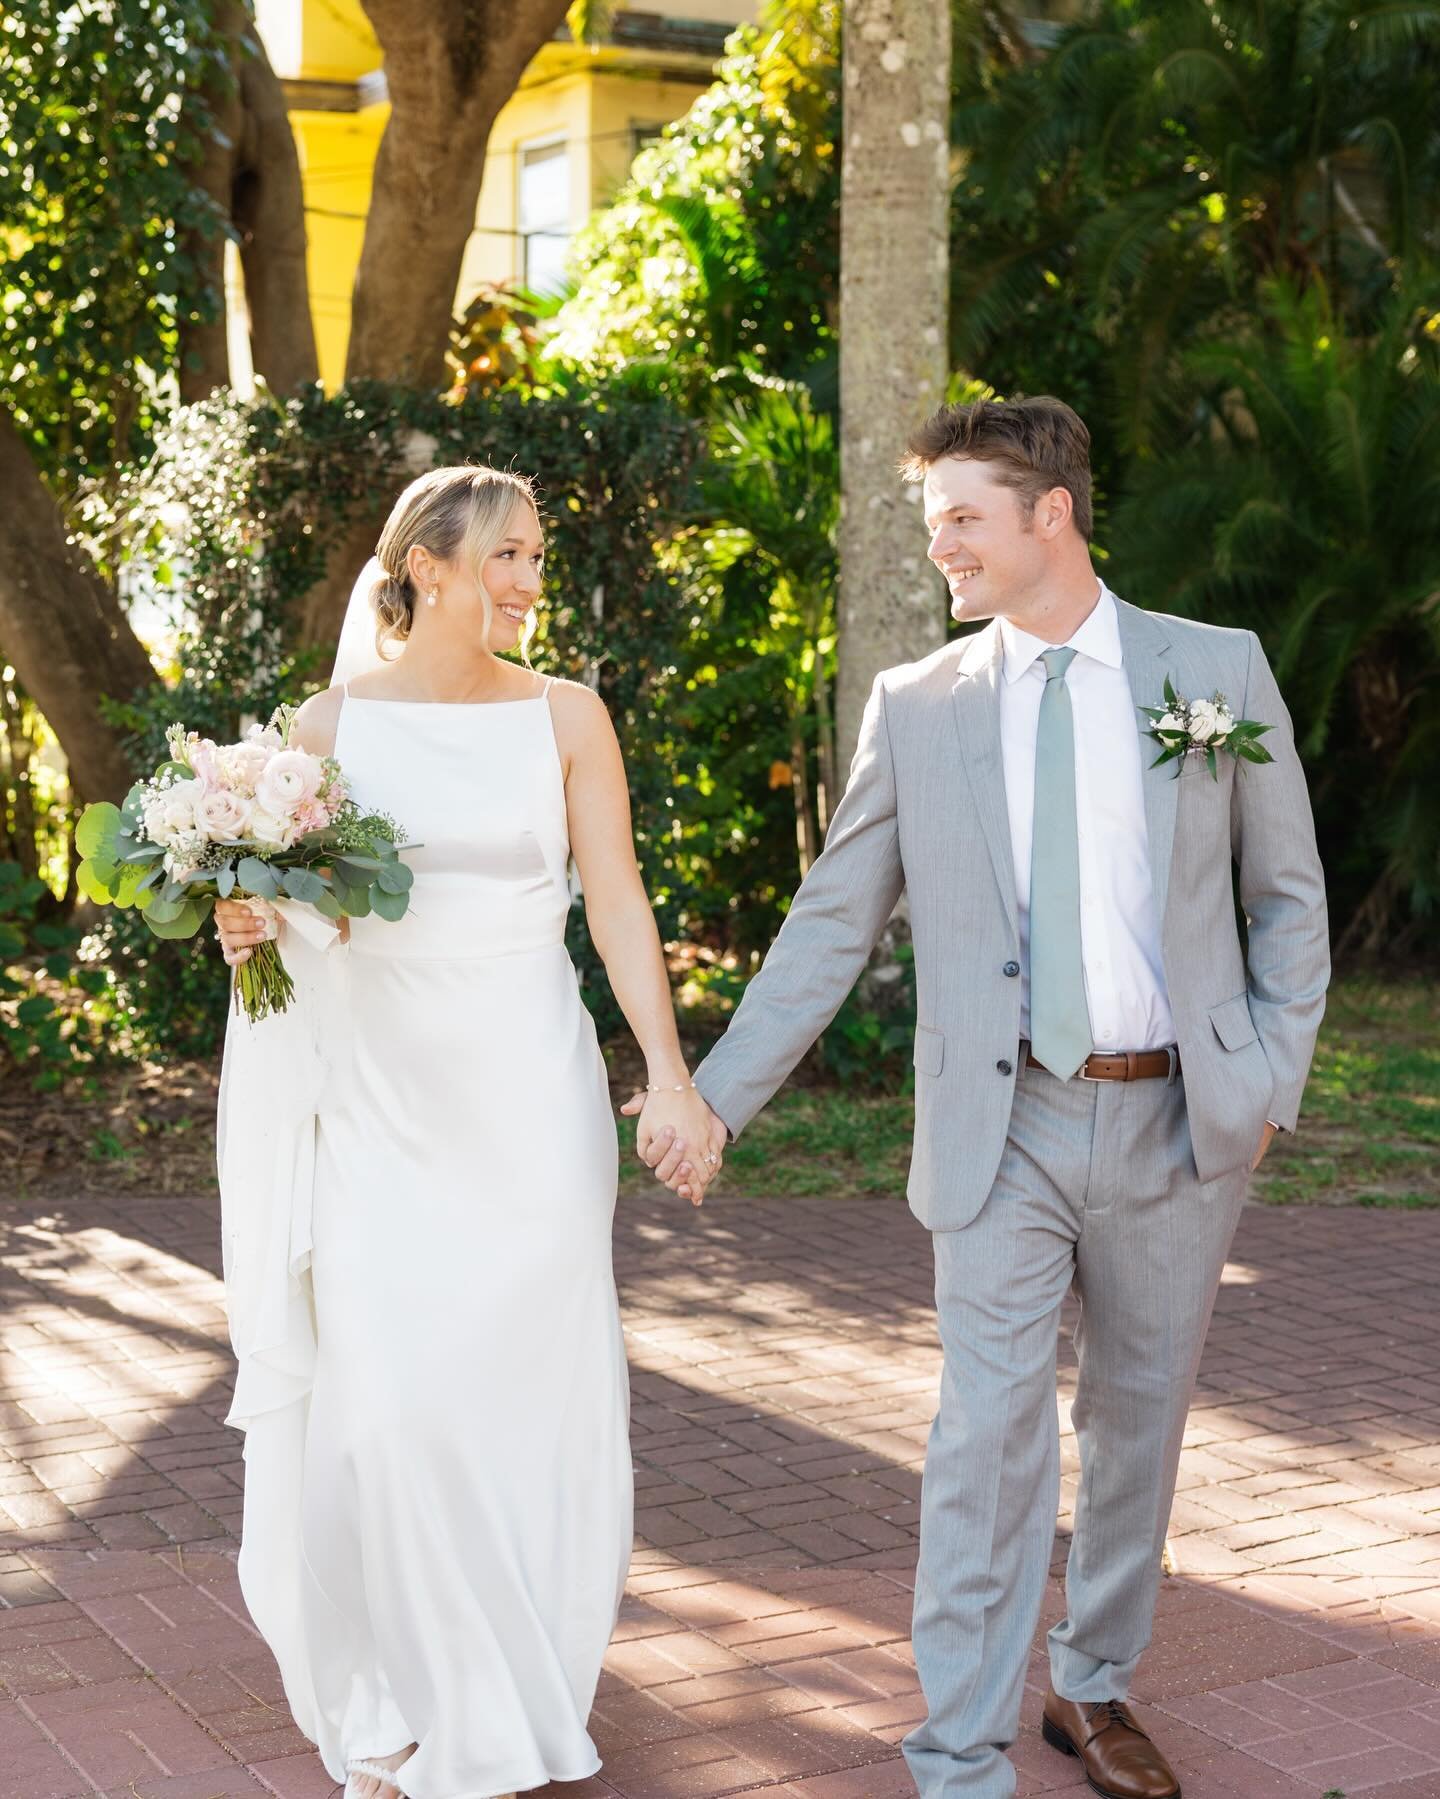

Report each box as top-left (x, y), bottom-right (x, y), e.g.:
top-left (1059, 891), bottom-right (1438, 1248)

top-left (267, 0), bottom-right (754, 387)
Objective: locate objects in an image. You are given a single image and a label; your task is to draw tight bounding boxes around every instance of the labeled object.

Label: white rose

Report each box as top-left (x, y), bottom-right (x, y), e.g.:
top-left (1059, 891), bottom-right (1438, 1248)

top-left (1210, 707), bottom-right (1235, 739)
top-left (247, 808), bottom-right (294, 850)
top-left (144, 778), bottom-right (203, 845)
top-left (1187, 699), bottom-right (1220, 741)
top-left (196, 788), bottom-right (253, 844)
top-left (1155, 711), bottom-right (1185, 737)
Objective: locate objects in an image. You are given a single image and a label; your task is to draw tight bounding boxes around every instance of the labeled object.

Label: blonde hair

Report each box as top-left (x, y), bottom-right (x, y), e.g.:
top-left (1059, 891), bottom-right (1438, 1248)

top-left (370, 464), bottom-right (541, 659)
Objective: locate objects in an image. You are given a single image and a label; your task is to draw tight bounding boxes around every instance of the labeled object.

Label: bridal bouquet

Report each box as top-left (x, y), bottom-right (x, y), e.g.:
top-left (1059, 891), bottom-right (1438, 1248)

top-left (76, 706), bottom-right (414, 1021)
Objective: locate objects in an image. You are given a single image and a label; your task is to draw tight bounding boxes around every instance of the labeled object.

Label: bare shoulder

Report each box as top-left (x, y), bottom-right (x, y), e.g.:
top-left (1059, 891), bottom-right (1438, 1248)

top-left (545, 677), bottom-right (619, 777)
top-left (546, 676), bottom-right (612, 735)
top-left (291, 685), bottom-right (346, 758)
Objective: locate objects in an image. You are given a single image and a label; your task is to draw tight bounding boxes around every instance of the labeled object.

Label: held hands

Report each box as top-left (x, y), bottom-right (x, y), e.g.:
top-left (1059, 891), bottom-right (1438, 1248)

top-left (619, 1085), bottom-right (728, 1207)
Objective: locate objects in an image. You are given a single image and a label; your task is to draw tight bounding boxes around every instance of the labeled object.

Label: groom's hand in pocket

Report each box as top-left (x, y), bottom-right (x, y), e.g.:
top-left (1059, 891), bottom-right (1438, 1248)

top-left (1251, 1121), bottom-right (1279, 1171)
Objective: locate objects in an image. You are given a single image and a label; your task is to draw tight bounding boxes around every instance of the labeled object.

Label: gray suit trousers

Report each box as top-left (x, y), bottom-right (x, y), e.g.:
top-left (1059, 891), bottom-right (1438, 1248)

top-left (900, 1059), bottom-right (1247, 1799)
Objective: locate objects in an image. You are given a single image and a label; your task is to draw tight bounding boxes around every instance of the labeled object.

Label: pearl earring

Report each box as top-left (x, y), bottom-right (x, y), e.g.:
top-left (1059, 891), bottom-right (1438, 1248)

top-left (426, 587), bottom-right (438, 608)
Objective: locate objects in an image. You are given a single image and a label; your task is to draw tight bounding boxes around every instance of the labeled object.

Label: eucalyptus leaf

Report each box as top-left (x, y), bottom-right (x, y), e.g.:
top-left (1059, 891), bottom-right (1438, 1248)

top-left (77, 859), bottom-right (118, 905)
top-left (375, 860), bottom-right (413, 895)
top-left (144, 897), bottom-right (211, 940)
top-left (236, 856), bottom-right (281, 899)
top-left (145, 895), bottom-right (187, 925)
top-left (335, 883), bottom-right (372, 919)
top-left (282, 867), bottom-right (327, 903)
top-left (369, 884), bottom-right (410, 922)
top-left (311, 887), bottom-right (344, 919)
top-left (216, 866), bottom-right (236, 898)
top-left (112, 863), bottom-right (152, 909)
top-left (75, 802), bottom-right (121, 860)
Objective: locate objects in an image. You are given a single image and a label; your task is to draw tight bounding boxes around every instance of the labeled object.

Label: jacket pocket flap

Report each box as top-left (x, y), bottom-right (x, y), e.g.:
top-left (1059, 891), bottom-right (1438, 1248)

top-left (913, 1025), bottom-right (945, 1077)
top-left (1209, 993), bottom-right (1258, 1052)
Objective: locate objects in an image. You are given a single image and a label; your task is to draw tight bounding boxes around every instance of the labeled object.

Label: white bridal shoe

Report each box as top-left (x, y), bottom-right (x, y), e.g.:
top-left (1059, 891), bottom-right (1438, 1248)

top-left (344, 1754), bottom-right (415, 1799)
top-left (344, 1758), bottom-right (515, 1799)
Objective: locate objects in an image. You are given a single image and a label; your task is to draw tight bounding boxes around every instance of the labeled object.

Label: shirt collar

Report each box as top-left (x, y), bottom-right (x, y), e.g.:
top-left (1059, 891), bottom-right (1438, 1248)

top-left (999, 579), bottom-right (1123, 684)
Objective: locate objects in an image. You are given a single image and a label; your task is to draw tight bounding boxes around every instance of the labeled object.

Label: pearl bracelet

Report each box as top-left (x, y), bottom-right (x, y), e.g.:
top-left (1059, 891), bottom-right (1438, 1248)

top-left (644, 1080), bottom-right (697, 1092)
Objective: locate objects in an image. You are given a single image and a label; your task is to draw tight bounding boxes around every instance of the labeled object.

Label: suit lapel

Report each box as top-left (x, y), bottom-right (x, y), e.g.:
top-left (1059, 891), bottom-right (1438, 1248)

top-left (1115, 596), bottom-right (1181, 939)
top-left (949, 624), bottom-right (1020, 940)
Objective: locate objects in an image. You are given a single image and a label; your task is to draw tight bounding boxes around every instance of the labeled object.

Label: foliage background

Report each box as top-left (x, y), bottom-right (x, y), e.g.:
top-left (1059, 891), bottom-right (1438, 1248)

top-left (2, 0), bottom-right (1438, 1095)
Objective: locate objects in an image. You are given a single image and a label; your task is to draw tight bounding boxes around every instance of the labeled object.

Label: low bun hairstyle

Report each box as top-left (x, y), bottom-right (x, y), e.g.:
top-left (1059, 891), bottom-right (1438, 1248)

top-left (370, 464), bottom-right (540, 658)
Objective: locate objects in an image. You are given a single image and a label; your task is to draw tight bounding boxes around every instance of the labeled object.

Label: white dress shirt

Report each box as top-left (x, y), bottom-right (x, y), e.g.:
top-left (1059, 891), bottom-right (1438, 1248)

top-left (998, 582), bottom-right (1177, 1052)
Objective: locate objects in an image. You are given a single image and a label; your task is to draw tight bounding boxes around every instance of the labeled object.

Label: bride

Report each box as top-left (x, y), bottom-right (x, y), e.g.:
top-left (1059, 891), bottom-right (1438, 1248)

top-left (212, 464), bottom-right (725, 1799)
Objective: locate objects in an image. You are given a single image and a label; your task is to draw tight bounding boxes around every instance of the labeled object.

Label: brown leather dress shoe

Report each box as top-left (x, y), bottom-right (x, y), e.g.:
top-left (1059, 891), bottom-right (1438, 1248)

top-left (1041, 1691), bottom-right (1181, 1799)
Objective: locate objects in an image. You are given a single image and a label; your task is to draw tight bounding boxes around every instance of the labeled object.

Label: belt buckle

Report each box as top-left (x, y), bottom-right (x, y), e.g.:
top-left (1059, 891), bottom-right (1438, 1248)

top-left (1077, 1055), bottom-right (1103, 1081)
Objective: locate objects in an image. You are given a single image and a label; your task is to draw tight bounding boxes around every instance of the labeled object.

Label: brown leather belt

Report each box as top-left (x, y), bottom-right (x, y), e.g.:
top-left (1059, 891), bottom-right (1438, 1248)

top-left (1024, 1046), bottom-right (1180, 1082)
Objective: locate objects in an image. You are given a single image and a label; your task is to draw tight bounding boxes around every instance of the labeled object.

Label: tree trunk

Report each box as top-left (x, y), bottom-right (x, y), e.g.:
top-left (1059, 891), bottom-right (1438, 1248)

top-left (0, 413), bottom-right (157, 803)
top-left (346, 0), bottom-right (572, 387)
top-left (178, 5), bottom-right (246, 401)
top-left (235, 20), bottom-right (320, 394)
top-left (835, 0), bottom-right (951, 786)
top-left (179, 5), bottom-right (318, 402)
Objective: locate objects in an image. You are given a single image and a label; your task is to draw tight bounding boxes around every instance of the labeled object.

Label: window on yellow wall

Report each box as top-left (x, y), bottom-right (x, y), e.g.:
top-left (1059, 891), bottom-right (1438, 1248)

top-left (518, 137), bottom-right (570, 294)
top-left (630, 122), bottom-right (666, 161)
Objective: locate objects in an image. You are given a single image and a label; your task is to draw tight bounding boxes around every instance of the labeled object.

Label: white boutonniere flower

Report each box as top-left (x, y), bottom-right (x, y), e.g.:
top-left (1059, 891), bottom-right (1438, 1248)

top-left (1139, 677), bottom-right (1274, 779)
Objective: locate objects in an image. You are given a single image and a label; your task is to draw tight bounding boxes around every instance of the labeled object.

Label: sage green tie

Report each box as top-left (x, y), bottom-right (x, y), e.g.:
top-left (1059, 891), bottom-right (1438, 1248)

top-left (1028, 646), bottom-right (1093, 1081)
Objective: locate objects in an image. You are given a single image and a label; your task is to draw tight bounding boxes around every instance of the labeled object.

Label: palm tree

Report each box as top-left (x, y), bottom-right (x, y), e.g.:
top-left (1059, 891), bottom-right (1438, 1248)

top-left (695, 385), bottom-right (839, 875)
top-left (1112, 276), bottom-right (1440, 952)
top-left (951, 0), bottom-right (1440, 447)
top-left (836, 0), bottom-right (952, 780)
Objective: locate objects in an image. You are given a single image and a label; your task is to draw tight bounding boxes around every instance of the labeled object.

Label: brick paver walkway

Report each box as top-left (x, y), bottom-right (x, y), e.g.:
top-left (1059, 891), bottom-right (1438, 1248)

top-left (2, 1186), bottom-right (1439, 1799)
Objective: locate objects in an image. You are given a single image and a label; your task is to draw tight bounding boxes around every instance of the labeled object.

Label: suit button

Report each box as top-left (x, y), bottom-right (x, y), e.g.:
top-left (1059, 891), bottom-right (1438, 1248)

top-left (996, 1058), bottom-right (1014, 1076)
top-left (1003, 960), bottom-right (1020, 977)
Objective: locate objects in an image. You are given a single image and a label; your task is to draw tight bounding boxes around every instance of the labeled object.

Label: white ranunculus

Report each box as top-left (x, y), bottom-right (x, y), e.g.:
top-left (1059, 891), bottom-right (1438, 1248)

top-left (247, 807), bottom-right (293, 850)
top-left (255, 749), bottom-right (324, 818)
top-left (1187, 699), bottom-right (1221, 741)
top-left (196, 787), bottom-right (253, 844)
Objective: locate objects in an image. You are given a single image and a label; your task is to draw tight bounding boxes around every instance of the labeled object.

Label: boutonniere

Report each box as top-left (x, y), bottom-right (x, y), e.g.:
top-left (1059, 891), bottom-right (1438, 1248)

top-left (1139, 677), bottom-right (1275, 779)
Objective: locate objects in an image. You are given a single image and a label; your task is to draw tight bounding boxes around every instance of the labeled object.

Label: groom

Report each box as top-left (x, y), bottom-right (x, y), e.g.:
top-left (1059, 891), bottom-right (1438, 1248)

top-left (642, 396), bottom-right (1329, 1798)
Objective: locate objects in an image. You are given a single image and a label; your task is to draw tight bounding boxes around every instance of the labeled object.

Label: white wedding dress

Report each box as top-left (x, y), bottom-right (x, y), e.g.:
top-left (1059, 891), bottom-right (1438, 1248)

top-left (216, 681), bottom-right (632, 1798)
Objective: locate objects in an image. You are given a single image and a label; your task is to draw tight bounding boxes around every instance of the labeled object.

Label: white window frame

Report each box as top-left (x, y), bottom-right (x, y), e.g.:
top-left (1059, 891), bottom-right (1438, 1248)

top-left (516, 131), bottom-right (572, 291)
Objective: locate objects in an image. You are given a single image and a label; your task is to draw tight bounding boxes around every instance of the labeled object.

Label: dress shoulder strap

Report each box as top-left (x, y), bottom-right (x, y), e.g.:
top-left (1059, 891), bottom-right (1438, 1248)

top-left (540, 674), bottom-right (556, 699)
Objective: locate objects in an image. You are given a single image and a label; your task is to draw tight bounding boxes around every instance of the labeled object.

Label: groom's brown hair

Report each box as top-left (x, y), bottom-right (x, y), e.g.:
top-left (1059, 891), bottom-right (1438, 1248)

top-left (900, 395), bottom-right (1094, 541)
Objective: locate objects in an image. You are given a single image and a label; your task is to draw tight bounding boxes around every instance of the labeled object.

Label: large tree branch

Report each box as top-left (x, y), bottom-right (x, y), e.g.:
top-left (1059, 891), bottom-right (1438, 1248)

top-left (0, 412), bottom-right (157, 803)
top-left (346, 0), bottom-right (572, 386)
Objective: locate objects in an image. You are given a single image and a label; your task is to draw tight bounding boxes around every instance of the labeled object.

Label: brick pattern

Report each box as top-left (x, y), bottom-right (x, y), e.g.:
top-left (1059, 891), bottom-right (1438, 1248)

top-left (0, 1184), bottom-right (1437, 1797)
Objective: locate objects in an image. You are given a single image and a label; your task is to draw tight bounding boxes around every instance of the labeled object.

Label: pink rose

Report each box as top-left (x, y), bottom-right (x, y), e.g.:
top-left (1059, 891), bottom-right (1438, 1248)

top-left (220, 741), bottom-right (273, 792)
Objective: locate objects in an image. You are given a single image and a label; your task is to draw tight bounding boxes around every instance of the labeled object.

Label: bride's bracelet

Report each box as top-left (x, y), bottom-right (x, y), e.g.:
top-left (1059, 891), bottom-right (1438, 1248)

top-left (643, 1080), bottom-right (697, 1093)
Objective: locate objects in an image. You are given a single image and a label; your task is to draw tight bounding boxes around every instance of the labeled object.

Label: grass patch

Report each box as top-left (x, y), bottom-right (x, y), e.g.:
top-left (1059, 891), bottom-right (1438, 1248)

top-left (620, 977), bottom-right (1437, 1206)
top-left (1252, 979), bottom-right (1440, 1207)
top-left (714, 1088), bottom-right (916, 1199)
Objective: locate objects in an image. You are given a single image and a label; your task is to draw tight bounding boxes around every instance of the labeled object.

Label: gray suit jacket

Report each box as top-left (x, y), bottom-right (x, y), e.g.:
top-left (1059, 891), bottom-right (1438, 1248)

top-left (694, 595), bottom-right (1330, 1231)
